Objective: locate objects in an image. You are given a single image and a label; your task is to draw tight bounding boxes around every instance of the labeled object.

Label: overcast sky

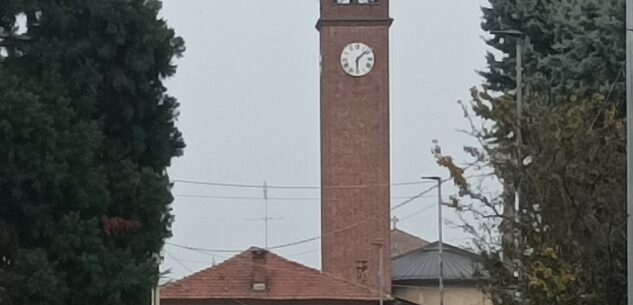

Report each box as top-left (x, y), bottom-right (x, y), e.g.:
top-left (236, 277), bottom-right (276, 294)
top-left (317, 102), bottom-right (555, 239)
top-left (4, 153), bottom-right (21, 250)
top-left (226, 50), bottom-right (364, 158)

top-left (159, 0), bottom-right (492, 281)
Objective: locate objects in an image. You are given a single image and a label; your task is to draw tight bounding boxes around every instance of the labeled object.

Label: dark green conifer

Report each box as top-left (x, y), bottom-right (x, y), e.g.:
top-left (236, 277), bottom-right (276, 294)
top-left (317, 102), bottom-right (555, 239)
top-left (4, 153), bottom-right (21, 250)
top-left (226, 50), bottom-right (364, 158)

top-left (0, 1), bottom-right (184, 304)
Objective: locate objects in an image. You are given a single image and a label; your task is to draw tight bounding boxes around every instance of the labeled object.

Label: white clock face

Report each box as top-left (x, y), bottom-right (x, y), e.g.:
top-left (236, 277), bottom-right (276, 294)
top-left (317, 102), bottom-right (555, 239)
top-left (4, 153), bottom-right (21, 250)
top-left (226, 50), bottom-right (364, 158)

top-left (340, 42), bottom-right (374, 77)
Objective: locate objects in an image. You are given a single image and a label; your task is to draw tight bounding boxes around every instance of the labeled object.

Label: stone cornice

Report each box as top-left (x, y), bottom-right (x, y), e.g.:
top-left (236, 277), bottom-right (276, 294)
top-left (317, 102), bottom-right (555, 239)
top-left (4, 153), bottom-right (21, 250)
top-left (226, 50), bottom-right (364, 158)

top-left (316, 18), bottom-right (393, 30)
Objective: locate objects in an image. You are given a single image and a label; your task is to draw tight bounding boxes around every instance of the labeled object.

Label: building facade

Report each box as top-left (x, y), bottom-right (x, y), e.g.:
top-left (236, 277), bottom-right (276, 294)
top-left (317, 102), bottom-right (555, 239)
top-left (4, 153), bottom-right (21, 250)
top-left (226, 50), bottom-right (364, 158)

top-left (392, 242), bottom-right (490, 305)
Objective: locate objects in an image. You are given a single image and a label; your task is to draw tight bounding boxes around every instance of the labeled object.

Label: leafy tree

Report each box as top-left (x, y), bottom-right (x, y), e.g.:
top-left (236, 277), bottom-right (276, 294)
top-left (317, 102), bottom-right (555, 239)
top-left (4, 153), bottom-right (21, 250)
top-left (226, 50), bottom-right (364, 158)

top-left (481, 0), bottom-right (625, 105)
top-left (441, 2), bottom-right (628, 304)
top-left (0, 1), bottom-right (184, 304)
top-left (435, 90), bottom-right (626, 305)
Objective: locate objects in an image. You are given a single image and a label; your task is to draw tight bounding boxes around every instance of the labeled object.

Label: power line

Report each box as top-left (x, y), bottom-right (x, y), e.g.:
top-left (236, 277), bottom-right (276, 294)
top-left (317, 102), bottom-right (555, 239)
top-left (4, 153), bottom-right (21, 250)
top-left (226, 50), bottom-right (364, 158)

top-left (285, 248), bottom-right (320, 257)
top-left (170, 257), bottom-right (216, 264)
top-left (165, 172), bottom-right (493, 262)
top-left (173, 194), bottom-right (437, 201)
top-left (391, 178), bottom-right (449, 211)
top-left (174, 194), bottom-right (319, 200)
top-left (172, 179), bottom-right (435, 190)
top-left (267, 236), bottom-right (321, 250)
top-left (166, 242), bottom-right (242, 253)
top-left (269, 182), bottom-right (445, 251)
top-left (398, 201), bottom-right (437, 222)
top-left (166, 178), bottom-right (448, 254)
top-left (172, 179), bottom-right (317, 189)
top-left (164, 249), bottom-right (194, 273)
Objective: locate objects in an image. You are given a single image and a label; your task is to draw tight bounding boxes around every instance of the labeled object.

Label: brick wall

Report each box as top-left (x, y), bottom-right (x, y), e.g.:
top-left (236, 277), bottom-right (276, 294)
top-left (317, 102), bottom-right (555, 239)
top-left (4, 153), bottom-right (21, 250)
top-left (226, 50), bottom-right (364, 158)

top-left (318, 0), bottom-right (392, 294)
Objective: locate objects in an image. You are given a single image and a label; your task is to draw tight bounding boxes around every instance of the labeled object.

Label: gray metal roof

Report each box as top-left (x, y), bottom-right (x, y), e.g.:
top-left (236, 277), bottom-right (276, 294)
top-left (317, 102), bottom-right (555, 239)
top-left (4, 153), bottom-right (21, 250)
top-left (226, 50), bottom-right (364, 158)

top-left (391, 242), bottom-right (481, 282)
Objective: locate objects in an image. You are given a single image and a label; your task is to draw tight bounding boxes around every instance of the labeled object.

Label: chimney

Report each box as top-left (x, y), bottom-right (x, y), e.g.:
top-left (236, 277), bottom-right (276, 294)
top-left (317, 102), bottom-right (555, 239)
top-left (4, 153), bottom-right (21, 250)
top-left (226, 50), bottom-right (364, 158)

top-left (251, 248), bottom-right (268, 291)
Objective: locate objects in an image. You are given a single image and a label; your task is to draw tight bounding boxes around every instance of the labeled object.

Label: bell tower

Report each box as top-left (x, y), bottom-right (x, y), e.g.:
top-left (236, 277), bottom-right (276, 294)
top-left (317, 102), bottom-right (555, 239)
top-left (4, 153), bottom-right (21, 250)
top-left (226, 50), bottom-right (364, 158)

top-left (317, 0), bottom-right (392, 293)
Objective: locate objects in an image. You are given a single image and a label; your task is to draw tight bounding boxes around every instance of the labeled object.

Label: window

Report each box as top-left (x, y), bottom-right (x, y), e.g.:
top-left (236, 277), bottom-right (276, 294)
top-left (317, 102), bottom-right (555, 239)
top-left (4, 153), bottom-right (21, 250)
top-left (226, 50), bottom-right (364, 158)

top-left (335, 0), bottom-right (351, 4)
top-left (358, 0), bottom-right (378, 3)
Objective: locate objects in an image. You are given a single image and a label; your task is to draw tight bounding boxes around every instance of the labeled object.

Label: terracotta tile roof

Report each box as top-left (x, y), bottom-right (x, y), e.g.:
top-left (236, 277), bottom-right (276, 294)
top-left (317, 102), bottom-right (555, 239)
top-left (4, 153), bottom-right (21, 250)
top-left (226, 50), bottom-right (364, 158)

top-left (161, 247), bottom-right (387, 301)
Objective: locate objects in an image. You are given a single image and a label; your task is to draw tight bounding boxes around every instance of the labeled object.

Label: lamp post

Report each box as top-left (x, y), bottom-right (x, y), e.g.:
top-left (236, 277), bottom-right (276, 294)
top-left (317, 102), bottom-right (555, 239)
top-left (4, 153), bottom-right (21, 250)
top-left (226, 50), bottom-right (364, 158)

top-left (490, 29), bottom-right (524, 162)
top-left (421, 176), bottom-right (443, 305)
top-left (491, 28), bottom-right (524, 302)
top-left (626, 0), bottom-right (633, 304)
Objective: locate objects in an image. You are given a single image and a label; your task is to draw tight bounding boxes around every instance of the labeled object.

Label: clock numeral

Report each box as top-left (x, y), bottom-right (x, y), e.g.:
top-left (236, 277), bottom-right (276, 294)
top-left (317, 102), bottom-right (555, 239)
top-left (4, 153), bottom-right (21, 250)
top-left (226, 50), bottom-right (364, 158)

top-left (366, 63), bottom-right (372, 69)
top-left (343, 63), bottom-right (349, 68)
top-left (367, 57), bottom-right (374, 61)
top-left (355, 44), bottom-right (360, 50)
top-left (348, 68), bottom-right (354, 73)
top-left (349, 45), bottom-right (354, 52)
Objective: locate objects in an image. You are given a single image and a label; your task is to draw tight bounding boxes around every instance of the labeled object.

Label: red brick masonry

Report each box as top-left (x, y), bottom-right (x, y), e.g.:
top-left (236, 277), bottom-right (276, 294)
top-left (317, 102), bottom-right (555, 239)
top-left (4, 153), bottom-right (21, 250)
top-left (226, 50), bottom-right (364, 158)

top-left (318, 0), bottom-right (392, 293)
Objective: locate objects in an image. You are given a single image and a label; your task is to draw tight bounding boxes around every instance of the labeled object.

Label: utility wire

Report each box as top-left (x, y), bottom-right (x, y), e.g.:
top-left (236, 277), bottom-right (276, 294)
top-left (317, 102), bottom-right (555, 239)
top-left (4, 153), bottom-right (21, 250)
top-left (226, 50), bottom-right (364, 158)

top-left (391, 178), bottom-right (450, 211)
top-left (166, 177), bottom-right (452, 254)
top-left (398, 201), bottom-right (437, 222)
top-left (166, 242), bottom-right (242, 253)
top-left (173, 194), bottom-right (437, 201)
top-left (285, 248), bottom-right (320, 257)
top-left (164, 249), bottom-right (194, 273)
top-left (172, 179), bottom-right (318, 189)
top-left (172, 179), bottom-right (434, 190)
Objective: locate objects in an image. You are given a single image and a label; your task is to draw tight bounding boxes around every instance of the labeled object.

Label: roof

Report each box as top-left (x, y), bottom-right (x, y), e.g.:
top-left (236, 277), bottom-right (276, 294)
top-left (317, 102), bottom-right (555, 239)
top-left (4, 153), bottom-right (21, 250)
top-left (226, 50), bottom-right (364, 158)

top-left (391, 242), bottom-right (482, 282)
top-left (161, 247), bottom-right (386, 301)
top-left (390, 228), bottom-right (430, 257)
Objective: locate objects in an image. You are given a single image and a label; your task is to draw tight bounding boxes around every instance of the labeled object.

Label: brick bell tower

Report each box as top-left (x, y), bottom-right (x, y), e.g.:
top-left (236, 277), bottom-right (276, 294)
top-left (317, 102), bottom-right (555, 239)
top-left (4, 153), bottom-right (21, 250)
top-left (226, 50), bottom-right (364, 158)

top-left (317, 0), bottom-right (392, 293)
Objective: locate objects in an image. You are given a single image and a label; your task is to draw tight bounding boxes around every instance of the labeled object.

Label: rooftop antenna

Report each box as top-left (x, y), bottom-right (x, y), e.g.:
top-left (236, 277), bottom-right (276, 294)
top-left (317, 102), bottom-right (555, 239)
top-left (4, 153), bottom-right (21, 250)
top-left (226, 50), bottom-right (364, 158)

top-left (391, 216), bottom-right (399, 230)
top-left (244, 181), bottom-right (283, 249)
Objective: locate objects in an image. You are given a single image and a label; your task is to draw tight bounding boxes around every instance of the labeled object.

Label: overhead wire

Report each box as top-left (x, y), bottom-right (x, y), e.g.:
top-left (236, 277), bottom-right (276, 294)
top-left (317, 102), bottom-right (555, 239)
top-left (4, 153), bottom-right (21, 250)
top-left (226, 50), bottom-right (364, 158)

top-left (173, 194), bottom-right (437, 201)
top-left (166, 242), bottom-right (242, 254)
top-left (168, 180), bottom-right (448, 255)
top-left (164, 249), bottom-right (194, 273)
top-left (285, 248), bottom-right (320, 257)
top-left (171, 179), bottom-right (435, 190)
top-left (398, 201), bottom-right (437, 222)
top-left (173, 194), bottom-right (319, 201)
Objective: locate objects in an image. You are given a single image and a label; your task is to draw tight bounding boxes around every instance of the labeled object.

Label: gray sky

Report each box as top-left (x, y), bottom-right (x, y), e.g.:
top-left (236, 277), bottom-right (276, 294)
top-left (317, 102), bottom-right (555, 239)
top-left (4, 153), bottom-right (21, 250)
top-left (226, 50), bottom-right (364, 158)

top-left (160, 0), bottom-right (491, 281)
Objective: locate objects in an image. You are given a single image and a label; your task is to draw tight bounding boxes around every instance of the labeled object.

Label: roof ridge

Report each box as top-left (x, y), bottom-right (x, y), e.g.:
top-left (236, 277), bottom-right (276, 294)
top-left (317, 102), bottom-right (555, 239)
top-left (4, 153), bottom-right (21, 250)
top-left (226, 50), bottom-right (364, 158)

top-left (161, 248), bottom-right (252, 289)
top-left (422, 241), bottom-right (481, 259)
top-left (162, 246), bottom-right (391, 301)
top-left (266, 250), bottom-right (390, 298)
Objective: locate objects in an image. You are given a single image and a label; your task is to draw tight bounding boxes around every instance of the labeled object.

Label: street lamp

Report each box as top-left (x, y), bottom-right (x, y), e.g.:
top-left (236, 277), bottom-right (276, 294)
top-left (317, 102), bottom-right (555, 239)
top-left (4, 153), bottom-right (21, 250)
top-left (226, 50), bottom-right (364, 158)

top-left (490, 29), bottom-right (523, 161)
top-left (626, 1), bottom-right (633, 304)
top-left (421, 176), bottom-right (444, 305)
top-left (491, 28), bottom-right (525, 302)
top-left (490, 28), bottom-right (524, 239)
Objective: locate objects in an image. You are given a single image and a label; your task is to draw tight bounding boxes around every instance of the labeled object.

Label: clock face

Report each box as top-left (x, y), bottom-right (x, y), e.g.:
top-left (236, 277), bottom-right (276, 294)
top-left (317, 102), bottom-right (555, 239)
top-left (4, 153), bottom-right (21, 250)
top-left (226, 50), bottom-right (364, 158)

top-left (340, 42), bottom-right (374, 77)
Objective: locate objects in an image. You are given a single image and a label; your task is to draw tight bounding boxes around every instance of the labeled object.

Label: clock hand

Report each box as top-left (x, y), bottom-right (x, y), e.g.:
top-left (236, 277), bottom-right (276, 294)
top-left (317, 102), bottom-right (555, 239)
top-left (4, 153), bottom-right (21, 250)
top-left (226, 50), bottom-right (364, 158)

top-left (354, 49), bottom-right (371, 74)
top-left (356, 49), bottom-right (371, 61)
top-left (355, 51), bottom-right (366, 72)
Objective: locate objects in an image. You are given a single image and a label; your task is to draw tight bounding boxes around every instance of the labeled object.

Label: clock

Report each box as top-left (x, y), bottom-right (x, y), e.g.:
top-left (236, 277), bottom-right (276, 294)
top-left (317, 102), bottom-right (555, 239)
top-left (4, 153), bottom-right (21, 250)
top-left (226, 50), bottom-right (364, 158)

top-left (340, 42), bottom-right (374, 77)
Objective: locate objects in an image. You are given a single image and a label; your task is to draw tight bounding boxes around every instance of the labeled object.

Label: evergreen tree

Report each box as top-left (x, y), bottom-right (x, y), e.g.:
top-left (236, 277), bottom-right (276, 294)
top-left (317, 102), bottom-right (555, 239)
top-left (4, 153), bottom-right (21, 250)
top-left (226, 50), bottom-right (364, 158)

top-left (0, 1), bottom-right (184, 304)
top-left (481, 0), bottom-right (625, 105)
top-left (432, 2), bottom-right (628, 304)
top-left (452, 0), bottom-right (626, 305)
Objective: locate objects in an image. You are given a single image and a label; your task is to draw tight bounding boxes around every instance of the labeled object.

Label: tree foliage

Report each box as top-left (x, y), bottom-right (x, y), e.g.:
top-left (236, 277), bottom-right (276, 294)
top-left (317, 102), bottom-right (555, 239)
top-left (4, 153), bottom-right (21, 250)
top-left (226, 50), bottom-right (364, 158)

top-left (0, 1), bottom-right (184, 304)
top-left (437, 90), bottom-right (626, 305)
top-left (433, 1), bottom-right (628, 304)
top-left (481, 0), bottom-right (625, 105)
